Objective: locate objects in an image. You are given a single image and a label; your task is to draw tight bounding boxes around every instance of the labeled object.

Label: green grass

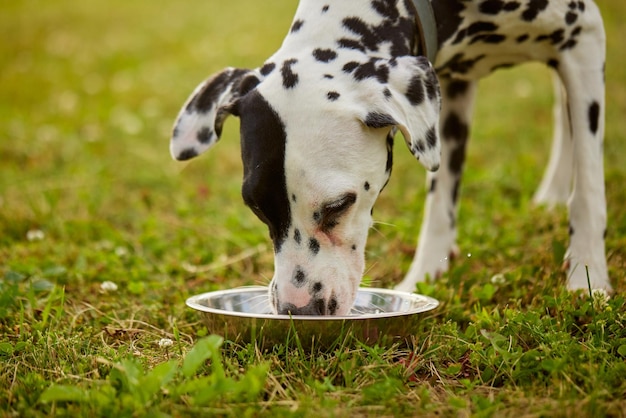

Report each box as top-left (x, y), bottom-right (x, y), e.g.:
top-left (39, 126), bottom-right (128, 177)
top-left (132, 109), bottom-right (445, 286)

top-left (1, 0), bottom-right (626, 416)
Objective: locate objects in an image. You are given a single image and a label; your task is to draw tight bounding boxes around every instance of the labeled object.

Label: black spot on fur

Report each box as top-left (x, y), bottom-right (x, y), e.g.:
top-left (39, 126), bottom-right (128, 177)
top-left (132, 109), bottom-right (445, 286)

top-left (536, 29), bottom-right (565, 45)
top-left (383, 87), bottom-right (392, 99)
top-left (343, 17), bottom-right (378, 50)
top-left (438, 53), bottom-right (485, 76)
top-left (504, 1), bottom-right (521, 11)
top-left (449, 145), bottom-right (466, 176)
top-left (559, 39), bottom-right (577, 51)
top-left (452, 179), bottom-right (461, 204)
top-left (470, 34), bottom-right (506, 44)
top-left (309, 238), bottom-right (320, 255)
top-left (238, 74), bottom-right (261, 96)
top-left (521, 0), bottom-right (549, 22)
top-left (196, 126), bottom-right (213, 144)
top-left (425, 126), bottom-right (438, 149)
top-left (446, 80), bottom-right (469, 99)
top-left (443, 113), bottom-right (468, 175)
top-left (429, 178), bottom-right (437, 193)
top-left (336, 9), bottom-right (414, 56)
top-left (565, 11), bottom-right (578, 25)
top-left (281, 59), bottom-right (299, 89)
top-left (547, 59), bottom-right (559, 69)
top-left (312, 282), bottom-right (323, 293)
top-left (188, 68), bottom-right (250, 113)
top-left (313, 48), bottom-right (338, 62)
top-left (291, 20), bottom-right (304, 33)
top-left (323, 74), bottom-right (334, 79)
top-left (327, 91), bottom-right (340, 101)
top-left (364, 112), bottom-right (397, 128)
top-left (443, 112), bottom-right (469, 142)
top-left (475, 0), bottom-right (519, 14)
top-left (371, 0), bottom-right (400, 19)
top-left (260, 62), bottom-right (276, 76)
top-left (406, 75), bottom-right (425, 105)
top-left (559, 26), bottom-right (582, 51)
top-left (342, 61), bottom-right (360, 73)
top-left (479, 0), bottom-right (505, 14)
top-left (425, 70), bottom-right (439, 101)
top-left (322, 5), bottom-right (329, 13)
top-left (351, 244), bottom-right (357, 251)
top-left (467, 21), bottom-right (499, 35)
top-left (349, 58), bottom-right (390, 83)
top-left (292, 267), bottom-right (307, 288)
top-left (176, 148), bottom-right (198, 161)
top-left (516, 34), bottom-right (529, 43)
top-left (588, 101), bottom-right (600, 135)
top-left (412, 140), bottom-right (426, 155)
top-left (452, 29), bottom-right (468, 45)
top-left (337, 38), bottom-right (367, 52)
top-left (453, 21), bottom-right (501, 44)
top-left (294, 228), bottom-right (301, 245)
top-left (364, 182), bottom-right (370, 191)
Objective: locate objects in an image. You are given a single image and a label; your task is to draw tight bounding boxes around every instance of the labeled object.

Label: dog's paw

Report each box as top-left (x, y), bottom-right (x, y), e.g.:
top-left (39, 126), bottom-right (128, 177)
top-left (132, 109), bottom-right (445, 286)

top-left (565, 259), bottom-right (612, 294)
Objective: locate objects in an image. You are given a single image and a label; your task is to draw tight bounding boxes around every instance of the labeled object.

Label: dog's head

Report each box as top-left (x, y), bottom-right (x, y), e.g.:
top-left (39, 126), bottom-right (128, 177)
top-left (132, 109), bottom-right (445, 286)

top-left (171, 55), bottom-right (440, 315)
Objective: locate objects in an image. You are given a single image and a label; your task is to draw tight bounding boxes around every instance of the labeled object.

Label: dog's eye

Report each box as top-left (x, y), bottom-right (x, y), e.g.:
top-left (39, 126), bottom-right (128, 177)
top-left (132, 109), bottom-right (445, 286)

top-left (318, 193), bottom-right (357, 231)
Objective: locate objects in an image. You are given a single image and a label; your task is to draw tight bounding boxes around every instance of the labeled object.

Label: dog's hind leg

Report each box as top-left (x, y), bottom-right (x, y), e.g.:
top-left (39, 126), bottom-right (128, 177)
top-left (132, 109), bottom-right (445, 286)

top-left (533, 72), bottom-right (574, 207)
top-left (557, 3), bottom-right (611, 292)
top-left (396, 79), bottom-right (477, 292)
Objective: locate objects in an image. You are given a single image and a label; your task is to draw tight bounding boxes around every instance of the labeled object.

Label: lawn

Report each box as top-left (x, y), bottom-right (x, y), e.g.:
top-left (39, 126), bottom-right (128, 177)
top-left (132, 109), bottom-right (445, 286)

top-left (1, 0), bottom-right (625, 416)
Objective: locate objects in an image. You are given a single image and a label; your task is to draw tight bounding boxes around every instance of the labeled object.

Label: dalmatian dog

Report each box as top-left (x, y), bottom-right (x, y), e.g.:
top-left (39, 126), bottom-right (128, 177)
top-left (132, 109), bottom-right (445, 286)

top-left (171, 0), bottom-right (611, 315)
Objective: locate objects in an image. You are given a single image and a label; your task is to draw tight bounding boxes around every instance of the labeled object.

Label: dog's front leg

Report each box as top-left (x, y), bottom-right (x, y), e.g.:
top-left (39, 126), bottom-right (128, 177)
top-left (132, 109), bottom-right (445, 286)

top-left (396, 79), bottom-right (477, 292)
top-left (558, 4), bottom-right (611, 293)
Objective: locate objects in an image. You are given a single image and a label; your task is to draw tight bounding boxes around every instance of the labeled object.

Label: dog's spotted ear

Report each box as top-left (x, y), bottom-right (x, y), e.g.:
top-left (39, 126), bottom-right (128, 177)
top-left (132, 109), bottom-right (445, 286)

top-left (359, 56), bottom-right (441, 172)
top-left (170, 67), bottom-right (260, 161)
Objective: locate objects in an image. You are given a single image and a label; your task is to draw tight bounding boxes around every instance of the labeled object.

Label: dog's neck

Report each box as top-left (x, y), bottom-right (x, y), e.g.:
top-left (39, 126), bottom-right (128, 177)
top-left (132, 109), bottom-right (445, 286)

top-left (273, 0), bottom-right (421, 60)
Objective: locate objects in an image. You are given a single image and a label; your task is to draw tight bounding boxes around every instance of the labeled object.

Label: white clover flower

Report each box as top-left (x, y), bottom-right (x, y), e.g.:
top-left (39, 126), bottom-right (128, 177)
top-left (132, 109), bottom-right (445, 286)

top-left (158, 338), bottom-right (174, 348)
top-left (490, 273), bottom-right (506, 285)
top-left (26, 229), bottom-right (45, 241)
top-left (114, 246), bottom-right (128, 257)
top-left (591, 289), bottom-right (610, 309)
top-left (100, 281), bottom-right (118, 292)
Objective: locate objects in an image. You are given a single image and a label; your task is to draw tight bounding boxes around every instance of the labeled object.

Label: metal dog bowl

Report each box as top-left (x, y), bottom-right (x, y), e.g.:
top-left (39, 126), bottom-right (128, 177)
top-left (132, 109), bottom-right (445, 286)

top-left (186, 286), bottom-right (439, 349)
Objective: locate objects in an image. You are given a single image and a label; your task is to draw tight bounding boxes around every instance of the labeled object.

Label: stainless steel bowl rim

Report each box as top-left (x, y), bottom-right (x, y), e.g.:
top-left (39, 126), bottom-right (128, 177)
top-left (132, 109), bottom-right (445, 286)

top-left (186, 286), bottom-right (439, 321)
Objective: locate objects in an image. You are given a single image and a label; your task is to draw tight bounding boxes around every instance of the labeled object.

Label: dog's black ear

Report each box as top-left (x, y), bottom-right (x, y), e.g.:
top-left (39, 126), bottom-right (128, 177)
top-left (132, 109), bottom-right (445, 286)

top-left (358, 56), bottom-right (441, 172)
top-left (170, 67), bottom-right (260, 161)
